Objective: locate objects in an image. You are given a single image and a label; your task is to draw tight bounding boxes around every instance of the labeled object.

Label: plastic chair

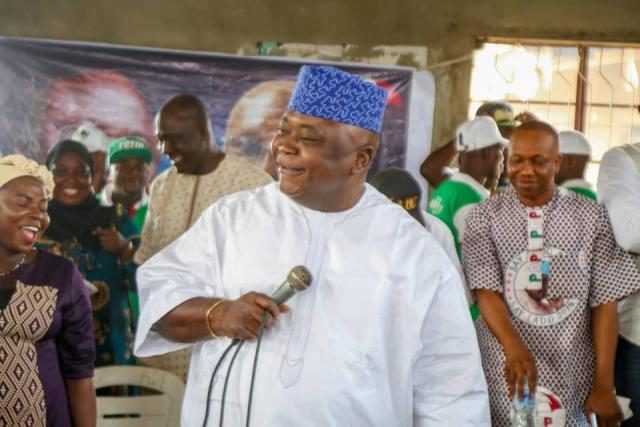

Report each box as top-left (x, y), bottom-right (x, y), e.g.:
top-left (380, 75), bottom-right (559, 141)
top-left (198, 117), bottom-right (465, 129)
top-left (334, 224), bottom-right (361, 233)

top-left (94, 366), bottom-right (185, 427)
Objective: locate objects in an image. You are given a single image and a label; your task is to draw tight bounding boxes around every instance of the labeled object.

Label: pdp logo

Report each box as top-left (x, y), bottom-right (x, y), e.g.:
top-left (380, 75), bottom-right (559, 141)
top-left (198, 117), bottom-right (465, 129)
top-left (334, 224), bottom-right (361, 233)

top-left (510, 385), bottom-right (566, 426)
top-left (536, 386), bottom-right (566, 426)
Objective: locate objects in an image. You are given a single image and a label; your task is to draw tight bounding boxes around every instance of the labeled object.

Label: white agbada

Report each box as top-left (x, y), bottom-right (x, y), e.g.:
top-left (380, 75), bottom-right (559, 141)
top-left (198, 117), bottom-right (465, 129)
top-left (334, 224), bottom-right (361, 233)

top-left (424, 213), bottom-right (472, 305)
top-left (134, 182), bottom-right (489, 426)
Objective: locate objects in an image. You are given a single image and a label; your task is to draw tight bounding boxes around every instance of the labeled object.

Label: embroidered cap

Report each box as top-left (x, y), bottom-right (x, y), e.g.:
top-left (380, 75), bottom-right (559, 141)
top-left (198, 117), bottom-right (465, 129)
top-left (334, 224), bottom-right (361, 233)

top-left (558, 130), bottom-right (591, 157)
top-left (287, 65), bottom-right (388, 133)
top-left (108, 136), bottom-right (153, 165)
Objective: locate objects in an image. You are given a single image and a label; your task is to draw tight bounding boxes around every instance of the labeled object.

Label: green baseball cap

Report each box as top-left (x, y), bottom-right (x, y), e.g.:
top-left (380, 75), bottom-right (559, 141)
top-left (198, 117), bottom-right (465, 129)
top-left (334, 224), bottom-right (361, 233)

top-left (108, 136), bottom-right (152, 165)
top-left (475, 101), bottom-right (520, 128)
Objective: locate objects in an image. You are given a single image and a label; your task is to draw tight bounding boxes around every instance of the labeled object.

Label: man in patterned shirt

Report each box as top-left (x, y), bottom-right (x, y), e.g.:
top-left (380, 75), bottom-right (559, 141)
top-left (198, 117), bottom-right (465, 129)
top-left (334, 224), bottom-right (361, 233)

top-left (134, 94), bottom-right (272, 379)
top-left (463, 120), bottom-right (640, 427)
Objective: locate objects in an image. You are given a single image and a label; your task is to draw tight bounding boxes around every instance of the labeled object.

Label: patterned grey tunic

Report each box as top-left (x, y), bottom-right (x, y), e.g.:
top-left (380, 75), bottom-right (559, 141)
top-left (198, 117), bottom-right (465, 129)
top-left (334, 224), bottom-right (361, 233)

top-left (463, 186), bottom-right (640, 427)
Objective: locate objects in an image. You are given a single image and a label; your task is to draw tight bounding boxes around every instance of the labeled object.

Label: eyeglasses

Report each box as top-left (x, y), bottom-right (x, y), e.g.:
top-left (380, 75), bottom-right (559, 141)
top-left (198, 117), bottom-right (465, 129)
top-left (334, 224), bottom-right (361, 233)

top-left (51, 167), bottom-right (91, 179)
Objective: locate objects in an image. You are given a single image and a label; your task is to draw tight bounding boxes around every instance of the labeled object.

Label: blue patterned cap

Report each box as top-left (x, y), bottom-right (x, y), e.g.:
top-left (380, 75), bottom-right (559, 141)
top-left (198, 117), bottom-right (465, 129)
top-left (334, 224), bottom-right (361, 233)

top-left (287, 66), bottom-right (388, 133)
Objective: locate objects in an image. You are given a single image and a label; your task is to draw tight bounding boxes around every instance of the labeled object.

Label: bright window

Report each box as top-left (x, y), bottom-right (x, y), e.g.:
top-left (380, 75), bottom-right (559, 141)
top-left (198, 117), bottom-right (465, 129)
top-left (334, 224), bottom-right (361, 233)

top-left (469, 42), bottom-right (640, 186)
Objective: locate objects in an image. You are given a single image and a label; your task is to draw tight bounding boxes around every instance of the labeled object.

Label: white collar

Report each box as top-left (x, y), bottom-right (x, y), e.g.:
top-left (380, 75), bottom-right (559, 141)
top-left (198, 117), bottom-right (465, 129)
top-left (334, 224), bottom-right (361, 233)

top-left (279, 183), bottom-right (377, 218)
top-left (450, 172), bottom-right (491, 198)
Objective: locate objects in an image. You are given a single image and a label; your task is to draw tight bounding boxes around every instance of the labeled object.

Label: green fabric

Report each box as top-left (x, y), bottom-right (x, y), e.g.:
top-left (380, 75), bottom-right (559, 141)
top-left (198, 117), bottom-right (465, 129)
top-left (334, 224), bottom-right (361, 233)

top-left (428, 178), bottom-right (486, 321)
top-left (427, 179), bottom-right (487, 258)
top-left (129, 291), bottom-right (139, 325)
top-left (469, 303), bottom-right (480, 321)
top-left (128, 202), bottom-right (147, 325)
top-left (568, 186), bottom-right (597, 201)
top-left (132, 203), bottom-right (148, 232)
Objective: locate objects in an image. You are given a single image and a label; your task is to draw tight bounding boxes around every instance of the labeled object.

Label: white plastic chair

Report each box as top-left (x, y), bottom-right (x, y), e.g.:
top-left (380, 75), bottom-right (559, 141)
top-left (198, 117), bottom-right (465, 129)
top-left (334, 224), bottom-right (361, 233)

top-left (94, 366), bottom-right (185, 427)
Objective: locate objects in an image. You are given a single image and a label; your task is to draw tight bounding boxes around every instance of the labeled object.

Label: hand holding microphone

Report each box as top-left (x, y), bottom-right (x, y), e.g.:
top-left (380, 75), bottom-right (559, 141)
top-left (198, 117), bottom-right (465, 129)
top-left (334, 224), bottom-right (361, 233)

top-left (201, 267), bottom-right (312, 427)
top-left (209, 266), bottom-right (312, 341)
top-left (212, 292), bottom-right (286, 341)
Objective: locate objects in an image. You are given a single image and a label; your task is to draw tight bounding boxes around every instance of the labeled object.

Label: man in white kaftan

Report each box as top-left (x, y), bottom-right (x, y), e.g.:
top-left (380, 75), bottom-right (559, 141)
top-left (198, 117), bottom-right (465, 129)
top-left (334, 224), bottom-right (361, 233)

top-left (134, 65), bottom-right (489, 426)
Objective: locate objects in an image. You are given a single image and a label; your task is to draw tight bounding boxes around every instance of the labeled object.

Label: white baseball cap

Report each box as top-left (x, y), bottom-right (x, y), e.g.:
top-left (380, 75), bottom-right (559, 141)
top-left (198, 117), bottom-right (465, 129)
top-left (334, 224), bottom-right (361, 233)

top-left (72, 122), bottom-right (112, 153)
top-left (558, 130), bottom-right (591, 157)
top-left (455, 116), bottom-right (509, 152)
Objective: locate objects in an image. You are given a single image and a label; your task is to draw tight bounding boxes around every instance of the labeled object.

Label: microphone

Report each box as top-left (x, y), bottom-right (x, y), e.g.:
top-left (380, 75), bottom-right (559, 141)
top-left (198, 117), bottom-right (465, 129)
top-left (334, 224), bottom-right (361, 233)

top-left (230, 266), bottom-right (312, 345)
top-left (204, 266), bottom-right (313, 427)
top-left (239, 266), bottom-right (312, 347)
top-left (270, 266), bottom-right (313, 305)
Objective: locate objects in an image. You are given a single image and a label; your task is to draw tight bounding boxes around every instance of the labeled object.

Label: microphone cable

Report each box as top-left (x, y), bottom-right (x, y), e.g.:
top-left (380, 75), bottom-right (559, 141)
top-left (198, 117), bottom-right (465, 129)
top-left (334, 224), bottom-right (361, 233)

top-left (218, 311), bottom-right (269, 427)
top-left (219, 340), bottom-right (244, 427)
top-left (202, 311), bottom-right (268, 427)
top-left (201, 340), bottom-right (238, 427)
top-left (245, 311), bottom-right (269, 427)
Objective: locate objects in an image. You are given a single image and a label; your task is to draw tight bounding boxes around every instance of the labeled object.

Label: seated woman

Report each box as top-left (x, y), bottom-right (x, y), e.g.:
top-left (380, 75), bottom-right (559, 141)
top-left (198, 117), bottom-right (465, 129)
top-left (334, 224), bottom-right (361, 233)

top-left (0, 154), bottom-right (95, 426)
top-left (40, 140), bottom-right (138, 368)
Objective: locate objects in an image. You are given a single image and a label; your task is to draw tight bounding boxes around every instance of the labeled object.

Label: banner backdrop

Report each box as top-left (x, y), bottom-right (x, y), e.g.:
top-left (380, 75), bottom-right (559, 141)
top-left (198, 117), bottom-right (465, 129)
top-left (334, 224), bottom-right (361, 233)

top-left (0, 37), bottom-right (415, 179)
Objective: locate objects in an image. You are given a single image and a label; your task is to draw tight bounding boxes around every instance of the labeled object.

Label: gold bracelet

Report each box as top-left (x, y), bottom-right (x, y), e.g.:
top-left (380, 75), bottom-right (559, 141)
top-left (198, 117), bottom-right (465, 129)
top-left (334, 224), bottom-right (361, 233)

top-left (205, 299), bottom-right (225, 339)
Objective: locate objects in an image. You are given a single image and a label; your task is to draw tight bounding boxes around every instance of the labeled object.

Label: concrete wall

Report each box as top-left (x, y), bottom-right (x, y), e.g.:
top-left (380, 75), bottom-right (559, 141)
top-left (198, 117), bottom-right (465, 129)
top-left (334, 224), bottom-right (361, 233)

top-left (2, 0), bottom-right (640, 151)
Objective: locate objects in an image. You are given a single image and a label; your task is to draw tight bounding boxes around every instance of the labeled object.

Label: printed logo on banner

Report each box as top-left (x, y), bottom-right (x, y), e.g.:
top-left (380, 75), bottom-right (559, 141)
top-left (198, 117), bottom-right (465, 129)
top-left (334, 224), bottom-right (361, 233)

top-left (504, 247), bottom-right (579, 326)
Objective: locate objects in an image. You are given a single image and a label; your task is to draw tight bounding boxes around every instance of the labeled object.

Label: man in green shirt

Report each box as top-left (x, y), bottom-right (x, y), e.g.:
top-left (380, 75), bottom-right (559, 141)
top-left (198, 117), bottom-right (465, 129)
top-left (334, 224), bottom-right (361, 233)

top-left (101, 136), bottom-right (153, 321)
top-left (101, 136), bottom-right (153, 232)
top-left (556, 129), bottom-right (597, 200)
top-left (420, 101), bottom-right (519, 190)
top-left (428, 116), bottom-right (508, 257)
top-left (428, 117), bottom-right (507, 320)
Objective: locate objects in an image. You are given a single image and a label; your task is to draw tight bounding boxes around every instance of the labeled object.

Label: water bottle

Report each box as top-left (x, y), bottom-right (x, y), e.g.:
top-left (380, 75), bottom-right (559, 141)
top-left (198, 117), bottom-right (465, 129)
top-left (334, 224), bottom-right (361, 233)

top-left (511, 380), bottom-right (536, 427)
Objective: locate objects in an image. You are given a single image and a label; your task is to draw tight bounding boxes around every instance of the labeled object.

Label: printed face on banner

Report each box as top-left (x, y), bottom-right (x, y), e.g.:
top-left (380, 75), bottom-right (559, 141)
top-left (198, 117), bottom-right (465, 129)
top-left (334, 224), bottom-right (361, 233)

top-left (41, 70), bottom-right (159, 173)
top-left (224, 80), bottom-right (295, 178)
top-left (0, 38), bottom-right (413, 182)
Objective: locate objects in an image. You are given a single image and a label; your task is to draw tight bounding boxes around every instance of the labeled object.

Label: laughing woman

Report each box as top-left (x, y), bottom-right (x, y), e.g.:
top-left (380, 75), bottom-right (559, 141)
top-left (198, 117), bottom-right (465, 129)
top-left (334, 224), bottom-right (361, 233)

top-left (0, 154), bottom-right (95, 426)
top-left (40, 140), bottom-right (137, 368)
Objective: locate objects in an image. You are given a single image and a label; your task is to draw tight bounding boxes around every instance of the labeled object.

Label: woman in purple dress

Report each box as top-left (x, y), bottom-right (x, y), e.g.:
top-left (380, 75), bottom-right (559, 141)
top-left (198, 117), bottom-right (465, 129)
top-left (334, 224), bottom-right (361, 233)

top-left (0, 154), bottom-right (96, 426)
